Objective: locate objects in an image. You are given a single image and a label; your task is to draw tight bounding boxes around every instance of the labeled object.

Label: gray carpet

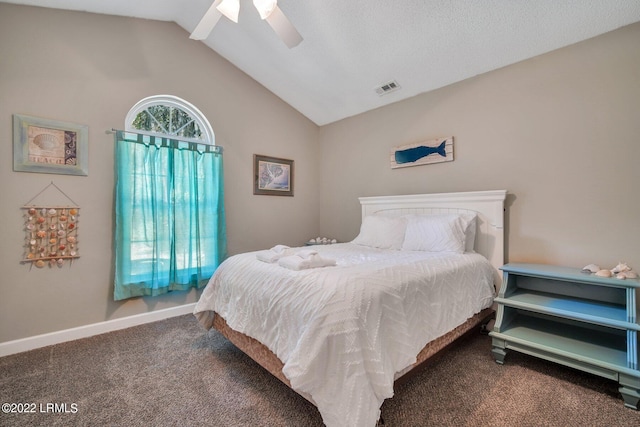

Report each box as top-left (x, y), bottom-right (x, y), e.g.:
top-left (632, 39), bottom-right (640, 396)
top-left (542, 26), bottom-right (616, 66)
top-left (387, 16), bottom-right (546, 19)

top-left (1, 314), bottom-right (638, 426)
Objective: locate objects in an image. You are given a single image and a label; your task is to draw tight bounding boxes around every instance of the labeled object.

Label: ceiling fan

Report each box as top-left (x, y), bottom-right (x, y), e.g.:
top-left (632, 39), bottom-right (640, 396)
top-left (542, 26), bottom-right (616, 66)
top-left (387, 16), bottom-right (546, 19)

top-left (190, 0), bottom-right (303, 48)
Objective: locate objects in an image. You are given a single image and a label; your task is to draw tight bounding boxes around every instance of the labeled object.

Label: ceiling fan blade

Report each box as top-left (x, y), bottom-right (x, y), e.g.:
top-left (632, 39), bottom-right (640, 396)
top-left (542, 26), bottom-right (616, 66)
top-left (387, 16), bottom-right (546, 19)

top-left (190, 0), bottom-right (224, 40)
top-left (265, 5), bottom-right (303, 48)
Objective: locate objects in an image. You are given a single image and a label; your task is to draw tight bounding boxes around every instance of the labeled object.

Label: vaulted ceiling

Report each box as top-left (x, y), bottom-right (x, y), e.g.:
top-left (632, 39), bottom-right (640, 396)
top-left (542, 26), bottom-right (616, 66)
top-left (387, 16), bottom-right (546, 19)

top-left (5, 0), bottom-right (640, 125)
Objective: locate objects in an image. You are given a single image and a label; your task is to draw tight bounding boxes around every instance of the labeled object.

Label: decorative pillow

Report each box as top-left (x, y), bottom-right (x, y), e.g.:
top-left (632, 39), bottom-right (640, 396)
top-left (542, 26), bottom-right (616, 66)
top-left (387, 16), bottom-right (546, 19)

top-left (352, 215), bottom-right (407, 250)
top-left (401, 213), bottom-right (477, 253)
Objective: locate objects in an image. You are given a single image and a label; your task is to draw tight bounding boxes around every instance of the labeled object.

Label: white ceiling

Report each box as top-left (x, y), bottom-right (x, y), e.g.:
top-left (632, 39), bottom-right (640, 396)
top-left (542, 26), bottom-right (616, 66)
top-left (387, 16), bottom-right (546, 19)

top-left (5, 0), bottom-right (640, 125)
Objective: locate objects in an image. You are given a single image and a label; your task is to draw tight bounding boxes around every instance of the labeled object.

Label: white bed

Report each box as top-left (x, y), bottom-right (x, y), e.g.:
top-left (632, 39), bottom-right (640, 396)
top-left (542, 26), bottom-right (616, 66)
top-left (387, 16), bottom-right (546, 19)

top-left (194, 190), bottom-right (507, 427)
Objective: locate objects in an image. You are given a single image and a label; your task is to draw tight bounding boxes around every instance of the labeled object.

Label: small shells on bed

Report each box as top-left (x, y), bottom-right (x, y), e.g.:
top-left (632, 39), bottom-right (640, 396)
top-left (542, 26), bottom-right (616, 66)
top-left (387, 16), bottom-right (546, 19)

top-left (307, 237), bottom-right (338, 245)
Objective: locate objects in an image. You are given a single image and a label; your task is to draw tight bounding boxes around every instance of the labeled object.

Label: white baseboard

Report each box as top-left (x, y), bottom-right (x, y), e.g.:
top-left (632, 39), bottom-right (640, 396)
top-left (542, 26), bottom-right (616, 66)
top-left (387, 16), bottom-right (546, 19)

top-left (0, 303), bottom-right (196, 358)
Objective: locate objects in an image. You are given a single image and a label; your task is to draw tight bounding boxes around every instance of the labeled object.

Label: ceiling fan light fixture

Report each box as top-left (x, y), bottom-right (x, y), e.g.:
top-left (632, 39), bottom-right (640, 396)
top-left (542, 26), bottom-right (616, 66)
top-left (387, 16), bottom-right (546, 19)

top-left (217, 0), bottom-right (240, 23)
top-left (191, 0), bottom-right (301, 48)
top-left (253, 0), bottom-right (278, 20)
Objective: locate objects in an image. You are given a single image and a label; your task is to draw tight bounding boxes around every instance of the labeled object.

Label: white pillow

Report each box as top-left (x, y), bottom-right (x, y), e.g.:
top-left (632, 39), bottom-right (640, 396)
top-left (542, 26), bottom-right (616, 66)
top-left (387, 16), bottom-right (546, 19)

top-left (401, 213), bottom-right (477, 253)
top-left (464, 215), bottom-right (477, 252)
top-left (352, 215), bottom-right (407, 250)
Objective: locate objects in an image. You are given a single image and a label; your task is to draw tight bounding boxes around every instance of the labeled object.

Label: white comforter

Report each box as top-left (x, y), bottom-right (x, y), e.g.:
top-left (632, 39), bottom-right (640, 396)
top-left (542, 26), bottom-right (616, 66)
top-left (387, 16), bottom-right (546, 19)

top-left (194, 243), bottom-right (495, 427)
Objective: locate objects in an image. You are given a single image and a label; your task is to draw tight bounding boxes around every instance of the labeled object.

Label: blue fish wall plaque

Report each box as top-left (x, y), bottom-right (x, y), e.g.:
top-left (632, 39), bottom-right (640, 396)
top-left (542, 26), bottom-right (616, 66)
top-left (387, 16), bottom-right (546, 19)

top-left (390, 137), bottom-right (453, 169)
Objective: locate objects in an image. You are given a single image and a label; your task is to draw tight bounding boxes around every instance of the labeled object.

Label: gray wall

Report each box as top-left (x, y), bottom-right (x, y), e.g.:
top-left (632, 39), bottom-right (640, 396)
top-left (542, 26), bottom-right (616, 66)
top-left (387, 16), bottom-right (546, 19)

top-left (318, 22), bottom-right (640, 271)
top-left (0, 4), bottom-right (319, 343)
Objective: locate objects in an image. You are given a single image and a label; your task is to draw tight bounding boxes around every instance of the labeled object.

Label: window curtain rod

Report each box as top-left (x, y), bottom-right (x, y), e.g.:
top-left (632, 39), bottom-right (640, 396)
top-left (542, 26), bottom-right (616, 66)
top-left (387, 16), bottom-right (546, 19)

top-left (106, 129), bottom-right (223, 154)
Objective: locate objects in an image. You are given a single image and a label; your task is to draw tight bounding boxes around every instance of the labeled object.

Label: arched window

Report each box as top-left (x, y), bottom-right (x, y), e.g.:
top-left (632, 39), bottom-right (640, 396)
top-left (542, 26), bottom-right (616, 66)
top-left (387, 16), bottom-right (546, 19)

top-left (113, 95), bottom-right (226, 301)
top-left (125, 95), bottom-right (215, 144)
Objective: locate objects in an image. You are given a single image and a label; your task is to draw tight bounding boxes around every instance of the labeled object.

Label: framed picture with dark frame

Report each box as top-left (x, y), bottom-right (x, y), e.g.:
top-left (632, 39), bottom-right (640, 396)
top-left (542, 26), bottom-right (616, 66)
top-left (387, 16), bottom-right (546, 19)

top-left (253, 154), bottom-right (294, 196)
top-left (13, 114), bottom-right (89, 176)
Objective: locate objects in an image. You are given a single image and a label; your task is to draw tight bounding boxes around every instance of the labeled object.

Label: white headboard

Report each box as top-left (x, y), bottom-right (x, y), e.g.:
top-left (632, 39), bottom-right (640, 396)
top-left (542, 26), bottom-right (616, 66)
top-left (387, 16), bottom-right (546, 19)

top-left (359, 190), bottom-right (507, 287)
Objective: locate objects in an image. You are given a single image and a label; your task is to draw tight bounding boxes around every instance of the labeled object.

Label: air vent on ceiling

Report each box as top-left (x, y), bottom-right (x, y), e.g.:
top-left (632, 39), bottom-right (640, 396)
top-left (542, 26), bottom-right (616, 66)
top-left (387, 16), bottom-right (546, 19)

top-left (375, 80), bottom-right (401, 96)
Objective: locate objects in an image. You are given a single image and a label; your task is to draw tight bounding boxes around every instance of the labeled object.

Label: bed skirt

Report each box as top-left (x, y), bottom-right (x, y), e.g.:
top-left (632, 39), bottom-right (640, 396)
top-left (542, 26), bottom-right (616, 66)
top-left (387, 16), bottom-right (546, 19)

top-left (211, 307), bottom-right (495, 405)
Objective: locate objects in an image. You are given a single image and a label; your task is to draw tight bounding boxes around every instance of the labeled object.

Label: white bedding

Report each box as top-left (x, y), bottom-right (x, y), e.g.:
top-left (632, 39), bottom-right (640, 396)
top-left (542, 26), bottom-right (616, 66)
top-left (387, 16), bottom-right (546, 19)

top-left (194, 243), bottom-right (496, 427)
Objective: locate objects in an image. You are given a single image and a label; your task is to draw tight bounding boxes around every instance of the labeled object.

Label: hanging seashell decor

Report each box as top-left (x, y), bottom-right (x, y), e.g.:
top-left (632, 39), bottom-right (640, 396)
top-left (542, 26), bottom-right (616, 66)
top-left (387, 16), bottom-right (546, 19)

top-left (21, 206), bottom-right (80, 268)
top-left (20, 182), bottom-right (80, 269)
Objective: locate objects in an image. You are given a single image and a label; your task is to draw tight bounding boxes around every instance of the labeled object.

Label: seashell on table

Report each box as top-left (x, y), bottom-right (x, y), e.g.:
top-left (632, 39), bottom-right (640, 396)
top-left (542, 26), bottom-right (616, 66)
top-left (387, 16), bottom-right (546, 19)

top-left (581, 264), bottom-right (600, 273)
top-left (617, 270), bottom-right (638, 279)
top-left (595, 269), bottom-right (612, 278)
top-left (611, 262), bottom-right (631, 274)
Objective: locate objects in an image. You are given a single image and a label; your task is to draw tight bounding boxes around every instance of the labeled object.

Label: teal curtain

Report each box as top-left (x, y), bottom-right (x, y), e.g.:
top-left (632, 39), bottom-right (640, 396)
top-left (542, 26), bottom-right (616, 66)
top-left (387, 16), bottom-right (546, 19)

top-left (113, 131), bottom-right (226, 301)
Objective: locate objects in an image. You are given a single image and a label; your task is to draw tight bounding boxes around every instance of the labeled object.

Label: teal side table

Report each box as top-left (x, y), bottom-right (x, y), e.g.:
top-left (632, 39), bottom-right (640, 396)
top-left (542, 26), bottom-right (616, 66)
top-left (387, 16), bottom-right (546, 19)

top-left (490, 263), bottom-right (640, 409)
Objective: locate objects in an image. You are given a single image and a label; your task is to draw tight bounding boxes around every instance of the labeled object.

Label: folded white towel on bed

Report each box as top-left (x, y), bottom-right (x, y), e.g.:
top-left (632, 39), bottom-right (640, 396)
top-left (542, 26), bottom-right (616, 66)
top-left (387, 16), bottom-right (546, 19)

top-left (278, 249), bottom-right (336, 271)
top-left (256, 245), bottom-right (292, 263)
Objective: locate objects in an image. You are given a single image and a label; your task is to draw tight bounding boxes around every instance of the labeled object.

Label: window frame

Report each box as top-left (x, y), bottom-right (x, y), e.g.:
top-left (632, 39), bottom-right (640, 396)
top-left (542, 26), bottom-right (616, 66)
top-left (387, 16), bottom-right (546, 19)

top-left (125, 94), bottom-right (215, 144)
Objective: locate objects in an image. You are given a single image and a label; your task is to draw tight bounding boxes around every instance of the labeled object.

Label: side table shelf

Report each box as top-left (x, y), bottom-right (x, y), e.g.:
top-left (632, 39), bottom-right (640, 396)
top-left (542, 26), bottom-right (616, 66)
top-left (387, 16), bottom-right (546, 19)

top-left (489, 263), bottom-right (640, 409)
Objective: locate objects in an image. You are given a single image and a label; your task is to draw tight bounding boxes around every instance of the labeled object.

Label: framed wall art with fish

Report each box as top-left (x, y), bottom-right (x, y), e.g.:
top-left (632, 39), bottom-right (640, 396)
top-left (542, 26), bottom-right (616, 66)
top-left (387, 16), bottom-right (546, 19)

top-left (390, 136), bottom-right (453, 169)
